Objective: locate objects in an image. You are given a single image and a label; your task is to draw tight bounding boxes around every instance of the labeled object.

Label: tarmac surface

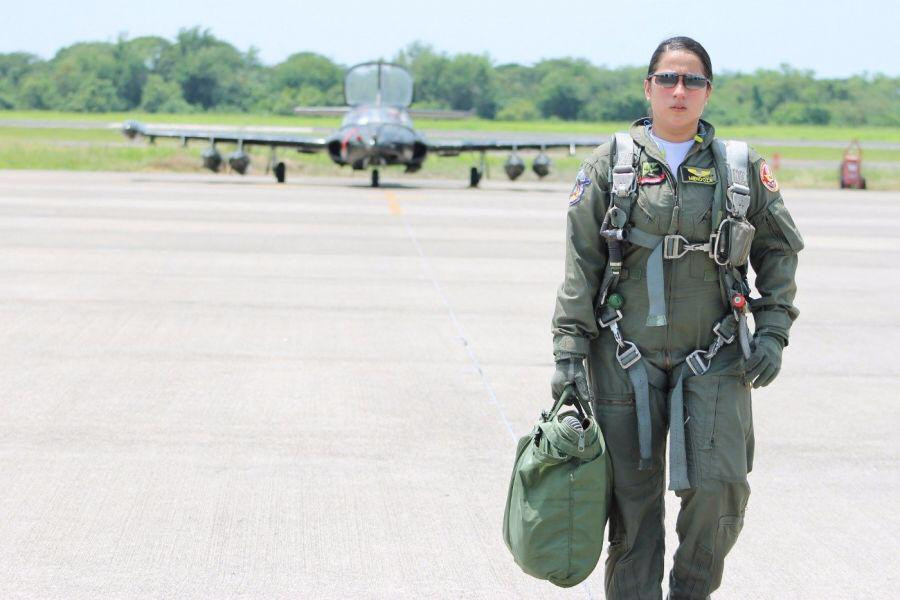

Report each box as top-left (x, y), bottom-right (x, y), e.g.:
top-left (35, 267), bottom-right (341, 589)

top-left (0, 169), bottom-right (897, 599)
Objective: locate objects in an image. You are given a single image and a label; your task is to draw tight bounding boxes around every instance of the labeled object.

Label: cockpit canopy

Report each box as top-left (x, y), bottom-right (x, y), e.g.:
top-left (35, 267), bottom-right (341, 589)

top-left (344, 62), bottom-right (413, 108)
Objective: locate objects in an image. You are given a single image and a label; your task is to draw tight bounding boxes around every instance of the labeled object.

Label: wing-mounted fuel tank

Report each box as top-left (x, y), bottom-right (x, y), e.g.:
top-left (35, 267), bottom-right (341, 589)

top-left (228, 141), bottom-right (250, 174)
top-left (504, 152), bottom-right (525, 180)
top-left (201, 143), bottom-right (223, 172)
top-left (532, 151), bottom-right (552, 178)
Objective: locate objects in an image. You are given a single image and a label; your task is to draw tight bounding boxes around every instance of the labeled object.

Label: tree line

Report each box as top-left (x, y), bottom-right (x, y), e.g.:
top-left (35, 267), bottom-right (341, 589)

top-left (0, 28), bottom-right (897, 126)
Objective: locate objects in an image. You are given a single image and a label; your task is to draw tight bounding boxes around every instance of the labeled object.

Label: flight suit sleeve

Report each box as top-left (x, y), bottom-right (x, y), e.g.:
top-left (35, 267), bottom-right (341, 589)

top-left (551, 156), bottom-right (610, 357)
top-left (746, 151), bottom-right (804, 346)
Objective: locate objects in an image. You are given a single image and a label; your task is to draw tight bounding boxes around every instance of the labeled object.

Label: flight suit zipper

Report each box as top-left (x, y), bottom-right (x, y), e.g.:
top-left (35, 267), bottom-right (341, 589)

top-left (663, 170), bottom-right (678, 370)
top-left (654, 142), bottom-right (702, 370)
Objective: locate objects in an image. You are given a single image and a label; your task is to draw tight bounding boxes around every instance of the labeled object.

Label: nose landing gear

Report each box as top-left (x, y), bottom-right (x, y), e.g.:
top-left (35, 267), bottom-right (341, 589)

top-left (371, 169), bottom-right (380, 188)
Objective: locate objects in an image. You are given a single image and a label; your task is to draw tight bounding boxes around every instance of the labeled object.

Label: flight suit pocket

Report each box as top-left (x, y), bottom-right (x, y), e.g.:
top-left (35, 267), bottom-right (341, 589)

top-left (714, 514), bottom-right (745, 561)
top-left (684, 374), bottom-right (718, 487)
top-left (766, 198), bottom-right (805, 252)
top-left (688, 251), bottom-right (717, 281)
top-left (685, 374), bottom-right (718, 451)
top-left (634, 195), bottom-right (659, 227)
top-left (709, 376), bottom-right (753, 481)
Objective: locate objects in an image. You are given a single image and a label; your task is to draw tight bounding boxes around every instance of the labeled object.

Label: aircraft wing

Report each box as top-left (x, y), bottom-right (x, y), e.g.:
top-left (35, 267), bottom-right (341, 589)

top-left (292, 107), bottom-right (349, 117)
top-left (121, 121), bottom-right (329, 153)
top-left (426, 139), bottom-right (604, 156)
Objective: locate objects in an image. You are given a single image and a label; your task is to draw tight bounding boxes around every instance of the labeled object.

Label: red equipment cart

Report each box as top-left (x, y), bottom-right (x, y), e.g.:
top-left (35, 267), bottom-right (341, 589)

top-left (840, 140), bottom-right (866, 189)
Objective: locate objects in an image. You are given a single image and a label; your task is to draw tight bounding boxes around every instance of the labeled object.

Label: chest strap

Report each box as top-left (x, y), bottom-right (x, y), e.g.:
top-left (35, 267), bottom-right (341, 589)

top-left (626, 226), bottom-right (721, 328)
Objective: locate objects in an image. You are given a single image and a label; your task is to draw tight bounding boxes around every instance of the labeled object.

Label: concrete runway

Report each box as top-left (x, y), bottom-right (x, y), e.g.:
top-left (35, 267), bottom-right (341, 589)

top-left (0, 169), bottom-right (897, 599)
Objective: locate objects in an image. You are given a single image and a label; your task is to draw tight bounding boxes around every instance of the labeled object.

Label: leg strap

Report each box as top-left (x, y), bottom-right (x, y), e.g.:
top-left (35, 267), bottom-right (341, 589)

top-left (667, 366), bottom-right (691, 491)
top-left (624, 360), bottom-right (654, 471)
top-left (623, 354), bottom-right (691, 489)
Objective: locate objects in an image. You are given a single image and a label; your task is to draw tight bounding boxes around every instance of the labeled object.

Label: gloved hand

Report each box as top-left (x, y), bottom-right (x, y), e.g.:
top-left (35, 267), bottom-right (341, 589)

top-left (551, 354), bottom-right (590, 402)
top-left (745, 335), bottom-right (783, 388)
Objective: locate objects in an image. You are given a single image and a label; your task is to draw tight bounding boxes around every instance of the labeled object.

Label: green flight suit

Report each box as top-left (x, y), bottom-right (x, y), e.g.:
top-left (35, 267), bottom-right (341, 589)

top-left (552, 119), bottom-right (803, 600)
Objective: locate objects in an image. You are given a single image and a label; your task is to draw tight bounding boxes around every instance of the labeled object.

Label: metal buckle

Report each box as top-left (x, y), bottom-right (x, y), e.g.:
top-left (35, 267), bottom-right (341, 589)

top-left (663, 234), bottom-right (688, 259)
top-left (600, 227), bottom-right (625, 241)
top-left (611, 165), bottom-right (636, 198)
top-left (616, 341), bottom-right (642, 369)
top-left (602, 205), bottom-right (627, 229)
top-left (665, 234), bottom-right (711, 260)
top-left (727, 184), bottom-right (751, 217)
top-left (597, 309), bottom-right (623, 328)
top-left (707, 232), bottom-right (719, 260)
top-left (686, 350), bottom-right (710, 376)
top-left (663, 234), bottom-right (686, 259)
top-left (712, 321), bottom-right (736, 344)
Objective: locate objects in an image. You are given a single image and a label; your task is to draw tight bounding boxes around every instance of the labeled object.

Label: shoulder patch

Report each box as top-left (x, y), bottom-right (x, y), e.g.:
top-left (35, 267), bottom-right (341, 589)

top-left (568, 168), bottom-right (591, 206)
top-left (760, 160), bottom-right (779, 193)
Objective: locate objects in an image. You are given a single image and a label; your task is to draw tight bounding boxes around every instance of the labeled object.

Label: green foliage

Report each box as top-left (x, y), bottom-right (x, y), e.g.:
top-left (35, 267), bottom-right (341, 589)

top-left (140, 74), bottom-right (192, 113)
top-left (395, 44), bottom-right (496, 117)
top-left (771, 102), bottom-right (831, 125)
top-left (497, 98), bottom-right (540, 121)
top-left (271, 52), bottom-right (342, 96)
top-left (0, 34), bottom-right (897, 126)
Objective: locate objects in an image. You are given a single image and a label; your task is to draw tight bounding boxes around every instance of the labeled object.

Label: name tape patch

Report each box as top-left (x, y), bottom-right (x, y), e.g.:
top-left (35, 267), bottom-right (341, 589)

top-left (680, 165), bottom-right (717, 185)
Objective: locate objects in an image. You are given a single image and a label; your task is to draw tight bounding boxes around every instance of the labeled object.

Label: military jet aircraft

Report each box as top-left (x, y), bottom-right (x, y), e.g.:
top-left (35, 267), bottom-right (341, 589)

top-left (122, 61), bottom-right (602, 187)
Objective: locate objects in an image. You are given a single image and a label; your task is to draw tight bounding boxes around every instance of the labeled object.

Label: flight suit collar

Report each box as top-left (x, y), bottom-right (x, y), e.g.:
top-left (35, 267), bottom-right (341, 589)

top-left (628, 118), bottom-right (717, 167)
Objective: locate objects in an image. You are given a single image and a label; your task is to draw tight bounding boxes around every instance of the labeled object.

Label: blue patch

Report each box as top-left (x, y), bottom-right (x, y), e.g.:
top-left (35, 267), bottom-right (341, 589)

top-left (568, 168), bottom-right (591, 206)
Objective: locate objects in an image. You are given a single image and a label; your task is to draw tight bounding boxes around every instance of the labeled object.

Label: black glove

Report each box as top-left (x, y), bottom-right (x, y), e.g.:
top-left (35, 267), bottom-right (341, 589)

top-left (551, 354), bottom-right (590, 402)
top-left (745, 335), bottom-right (783, 388)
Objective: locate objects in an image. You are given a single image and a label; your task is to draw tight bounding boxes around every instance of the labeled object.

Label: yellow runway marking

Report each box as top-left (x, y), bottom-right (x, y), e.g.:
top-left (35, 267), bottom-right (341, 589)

top-left (384, 190), bottom-right (403, 216)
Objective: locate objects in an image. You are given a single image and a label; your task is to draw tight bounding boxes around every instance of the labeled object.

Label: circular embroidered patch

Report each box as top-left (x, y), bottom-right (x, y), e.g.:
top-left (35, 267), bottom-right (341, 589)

top-left (760, 161), bottom-right (779, 193)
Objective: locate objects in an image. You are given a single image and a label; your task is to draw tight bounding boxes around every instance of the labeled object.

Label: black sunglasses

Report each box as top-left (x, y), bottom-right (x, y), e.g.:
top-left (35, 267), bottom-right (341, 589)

top-left (647, 72), bottom-right (710, 90)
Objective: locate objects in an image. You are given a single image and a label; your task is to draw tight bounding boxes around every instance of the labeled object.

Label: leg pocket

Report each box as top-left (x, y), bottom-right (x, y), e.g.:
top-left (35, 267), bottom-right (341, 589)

top-left (709, 376), bottom-right (752, 481)
top-left (715, 515), bottom-right (745, 558)
top-left (595, 403), bottom-right (662, 487)
top-left (683, 373), bottom-right (717, 487)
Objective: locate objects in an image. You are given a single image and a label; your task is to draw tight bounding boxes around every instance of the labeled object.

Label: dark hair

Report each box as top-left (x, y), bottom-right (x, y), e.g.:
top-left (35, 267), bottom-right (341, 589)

top-left (648, 36), bottom-right (713, 82)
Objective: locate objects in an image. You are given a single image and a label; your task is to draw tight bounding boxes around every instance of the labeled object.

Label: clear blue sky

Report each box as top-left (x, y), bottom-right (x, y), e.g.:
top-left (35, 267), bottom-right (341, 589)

top-left (4, 0), bottom-right (896, 77)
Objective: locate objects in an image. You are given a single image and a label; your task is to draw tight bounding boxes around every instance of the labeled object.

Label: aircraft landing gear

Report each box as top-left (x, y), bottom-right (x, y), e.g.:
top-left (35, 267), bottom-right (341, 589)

top-left (267, 147), bottom-right (286, 183)
top-left (273, 161), bottom-right (286, 183)
top-left (371, 169), bottom-right (380, 187)
top-left (469, 166), bottom-right (482, 188)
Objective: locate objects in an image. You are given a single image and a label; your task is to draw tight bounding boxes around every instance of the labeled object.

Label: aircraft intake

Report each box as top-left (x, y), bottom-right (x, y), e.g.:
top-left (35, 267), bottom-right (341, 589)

top-left (504, 152), bottom-right (525, 180)
top-left (228, 150), bottom-right (250, 174)
top-left (202, 146), bottom-right (223, 172)
top-left (532, 152), bottom-right (552, 178)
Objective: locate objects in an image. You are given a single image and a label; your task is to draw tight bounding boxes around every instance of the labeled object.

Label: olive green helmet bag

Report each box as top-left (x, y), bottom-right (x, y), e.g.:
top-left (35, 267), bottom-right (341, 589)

top-left (502, 386), bottom-right (612, 587)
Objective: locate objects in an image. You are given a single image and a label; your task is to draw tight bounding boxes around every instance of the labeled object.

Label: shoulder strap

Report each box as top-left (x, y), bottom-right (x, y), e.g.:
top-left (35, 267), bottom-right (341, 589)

top-left (596, 132), bottom-right (638, 305)
top-left (718, 139), bottom-right (751, 218)
top-left (611, 132), bottom-right (637, 202)
top-left (712, 139), bottom-right (754, 352)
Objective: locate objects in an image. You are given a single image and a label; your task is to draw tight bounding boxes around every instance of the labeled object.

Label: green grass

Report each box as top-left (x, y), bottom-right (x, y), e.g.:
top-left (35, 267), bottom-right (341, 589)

top-left (716, 124), bottom-right (900, 143)
top-left (753, 145), bottom-right (900, 162)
